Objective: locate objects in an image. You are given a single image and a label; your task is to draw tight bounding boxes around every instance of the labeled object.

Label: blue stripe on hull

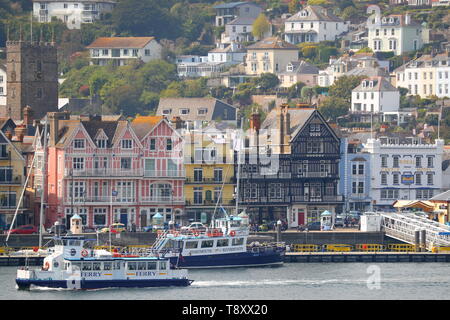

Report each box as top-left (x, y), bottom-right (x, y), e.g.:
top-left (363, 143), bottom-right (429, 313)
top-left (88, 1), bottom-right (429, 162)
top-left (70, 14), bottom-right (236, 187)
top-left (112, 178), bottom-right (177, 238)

top-left (16, 278), bottom-right (192, 289)
top-left (171, 251), bottom-right (284, 268)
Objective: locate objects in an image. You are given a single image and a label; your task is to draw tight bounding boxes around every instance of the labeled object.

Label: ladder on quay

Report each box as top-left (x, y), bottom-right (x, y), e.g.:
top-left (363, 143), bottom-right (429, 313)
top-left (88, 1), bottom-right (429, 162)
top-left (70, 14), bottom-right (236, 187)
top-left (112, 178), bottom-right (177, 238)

top-left (378, 212), bottom-right (450, 251)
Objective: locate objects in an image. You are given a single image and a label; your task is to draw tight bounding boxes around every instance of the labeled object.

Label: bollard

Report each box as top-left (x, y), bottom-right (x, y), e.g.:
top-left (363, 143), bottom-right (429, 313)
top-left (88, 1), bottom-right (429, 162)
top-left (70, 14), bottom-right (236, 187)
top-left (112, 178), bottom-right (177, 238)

top-left (414, 230), bottom-right (420, 252)
top-left (276, 220), bottom-right (282, 243)
top-left (420, 229), bottom-right (427, 252)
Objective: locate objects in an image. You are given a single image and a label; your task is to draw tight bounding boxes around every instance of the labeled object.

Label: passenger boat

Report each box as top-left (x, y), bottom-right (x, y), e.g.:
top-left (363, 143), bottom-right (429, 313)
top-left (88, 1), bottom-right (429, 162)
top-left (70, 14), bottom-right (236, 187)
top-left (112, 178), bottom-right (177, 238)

top-left (151, 215), bottom-right (286, 269)
top-left (15, 236), bottom-right (193, 290)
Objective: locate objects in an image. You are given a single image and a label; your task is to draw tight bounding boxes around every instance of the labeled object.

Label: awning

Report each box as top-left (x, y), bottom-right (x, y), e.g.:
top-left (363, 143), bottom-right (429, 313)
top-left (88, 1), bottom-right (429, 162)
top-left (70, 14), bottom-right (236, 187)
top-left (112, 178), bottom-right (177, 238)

top-left (392, 200), bottom-right (435, 212)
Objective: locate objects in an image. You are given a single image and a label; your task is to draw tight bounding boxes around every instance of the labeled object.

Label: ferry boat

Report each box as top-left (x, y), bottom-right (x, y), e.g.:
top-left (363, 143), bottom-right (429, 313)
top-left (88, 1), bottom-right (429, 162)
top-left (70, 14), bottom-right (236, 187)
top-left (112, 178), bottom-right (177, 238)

top-left (151, 214), bottom-right (286, 269)
top-left (15, 236), bottom-right (193, 290)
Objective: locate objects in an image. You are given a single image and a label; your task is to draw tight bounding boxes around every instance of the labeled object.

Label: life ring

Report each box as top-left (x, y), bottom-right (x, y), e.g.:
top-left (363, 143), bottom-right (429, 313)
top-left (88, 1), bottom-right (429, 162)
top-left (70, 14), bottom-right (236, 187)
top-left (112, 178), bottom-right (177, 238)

top-left (81, 249), bottom-right (88, 257)
top-left (42, 261), bottom-right (50, 271)
top-left (194, 232), bottom-right (199, 237)
top-left (230, 231), bottom-right (236, 237)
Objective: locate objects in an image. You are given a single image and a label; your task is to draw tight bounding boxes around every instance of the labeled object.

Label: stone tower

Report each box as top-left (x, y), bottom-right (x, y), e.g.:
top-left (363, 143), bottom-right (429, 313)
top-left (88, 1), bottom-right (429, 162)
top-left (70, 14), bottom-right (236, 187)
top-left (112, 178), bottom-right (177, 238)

top-left (5, 37), bottom-right (58, 121)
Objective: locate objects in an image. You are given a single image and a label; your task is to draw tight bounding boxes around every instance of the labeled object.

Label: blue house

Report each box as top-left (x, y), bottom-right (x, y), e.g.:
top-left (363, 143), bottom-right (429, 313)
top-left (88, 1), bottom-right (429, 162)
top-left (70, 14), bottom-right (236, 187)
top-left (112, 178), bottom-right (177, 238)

top-left (339, 137), bottom-right (372, 213)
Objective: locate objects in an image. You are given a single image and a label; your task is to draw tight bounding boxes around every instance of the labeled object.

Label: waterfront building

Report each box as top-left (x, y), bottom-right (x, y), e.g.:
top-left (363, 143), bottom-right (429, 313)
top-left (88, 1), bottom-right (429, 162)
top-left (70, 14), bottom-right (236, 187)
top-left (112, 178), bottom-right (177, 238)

top-left (278, 60), bottom-right (319, 88)
top-left (156, 98), bottom-right (238, 129)
top-left (367, 12), bottom-right (425, 55)
top-left (351, 76), bottom-right (401, 123)
top-left (245, 37), bottom-right (299, 76)
top-left (45, 113), bottom-right (185, 230)
top-left (393, 52), bottom-right (450, 98)
top-left (183, 125), bottom-right (236, 223)
top-left (32, 0), bottom-right (115, 30)
top-left (364, 135), bottom-right (444, 211)
top-left (284, 5), bottom-right (348, 45)
top-left (339, 138), bottom-right (372, 213)
top-left (213, 1), bottom-right (262, 27)
top-left (86, 37), bottom-right (162, 66)
top-left (239, 105), bottom-right (342, 228)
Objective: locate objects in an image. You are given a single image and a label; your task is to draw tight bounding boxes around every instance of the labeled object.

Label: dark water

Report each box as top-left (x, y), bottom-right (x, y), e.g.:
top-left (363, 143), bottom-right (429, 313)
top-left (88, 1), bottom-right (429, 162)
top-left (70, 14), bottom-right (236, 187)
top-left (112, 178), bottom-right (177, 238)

top-left (1, 263), bottom-right (450, 300)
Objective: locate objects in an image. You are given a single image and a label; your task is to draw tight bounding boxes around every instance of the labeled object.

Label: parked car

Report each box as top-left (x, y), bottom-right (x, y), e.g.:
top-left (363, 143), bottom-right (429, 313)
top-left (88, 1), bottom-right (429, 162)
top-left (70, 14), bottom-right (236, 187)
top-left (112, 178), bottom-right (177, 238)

top-left (306, 222), bottom-right (321, 231)
top-left (180, 222), bottom-right (207, 233)
top-left (99, 223), bottom-right (126, 233)
top-left (334, 215), bottom-right (344, 227)
top-left (8, 225), bottom-right (38, 235)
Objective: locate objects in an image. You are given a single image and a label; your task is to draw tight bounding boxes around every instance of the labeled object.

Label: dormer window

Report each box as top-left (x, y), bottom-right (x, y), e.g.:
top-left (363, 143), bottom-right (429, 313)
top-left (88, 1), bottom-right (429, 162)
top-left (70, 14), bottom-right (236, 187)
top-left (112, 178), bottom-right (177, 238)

top-left (362, 81), bottom-right (367, 88)
top-left (121, 139), bottom-right (132, 149)
top-left (73, 139), bottom-right (85, 149)
top-left (96, 139), bottom-right (107, 149)
top-left (369, 81), bottom-right (374, 87)
top-left (198, 108), bottom-right (208, 115)
top-left (180, 109), bottom-right (189, 115)
top-left (162, 109), bottom-right (171, 115)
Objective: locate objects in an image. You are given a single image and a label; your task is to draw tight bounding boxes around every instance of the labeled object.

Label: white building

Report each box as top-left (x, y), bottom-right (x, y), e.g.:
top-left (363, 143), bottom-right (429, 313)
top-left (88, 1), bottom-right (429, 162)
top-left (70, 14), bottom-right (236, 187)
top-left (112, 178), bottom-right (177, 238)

top-left (86, 37), bottom-right (162, 66)
top-left (364, 137), bottom-right (444, 210)
top-left (284, 5), bottom-right (349, 44)
top-left (367, 11), bottom-right (426, 55)
top-left (32, 0), bottom-right (115, 30)
top-left (351, 76), bottom-right (401, 122)
top-left (393, 52), bottom-right (450, 98)
top-left (208, 43), bottom-right (246, 65)
top-left (213, 1), bottom-right (263, 27)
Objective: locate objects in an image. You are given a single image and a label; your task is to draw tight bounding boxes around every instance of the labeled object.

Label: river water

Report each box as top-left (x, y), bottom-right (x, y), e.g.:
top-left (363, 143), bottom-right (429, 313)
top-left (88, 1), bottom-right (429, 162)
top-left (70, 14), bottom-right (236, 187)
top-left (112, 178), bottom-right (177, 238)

top-left (1, 263), bottom-right (449, 300)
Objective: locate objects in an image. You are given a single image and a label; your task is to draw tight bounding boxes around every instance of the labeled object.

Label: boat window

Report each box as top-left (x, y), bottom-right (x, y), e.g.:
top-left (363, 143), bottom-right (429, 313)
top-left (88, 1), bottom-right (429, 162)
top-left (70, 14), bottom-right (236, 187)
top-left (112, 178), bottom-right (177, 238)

top-left (128, 262), bottom-right (137, 270)
top-left (92, 262), bottom-right (101, 271)
top-left (159, 261), bottom-right (167, 270)
top-left (82, 262), bottom-right (92, 271)
top-left (147, 261), bottom-right (157, 270)
top-left (69, 240), bottom-right (81, 246)
top-left (201, 240), bottom-right (214, 248)
top-left (185, 241), bottom-right (198, 249)
top-left (63, 262), bottom-right (69, 270)
top-left (217, 239), bottom-right (229, 247)
top-left (72, 262), bottom-right (81, 271)
top-left (232, 238), bottom-right (244, 246)
top-left (103, 262), bottom-right (112, 271)
top-left (113, 261), bottom-right (120, 270)
top-left (138, 262), bottom-right (146, 270)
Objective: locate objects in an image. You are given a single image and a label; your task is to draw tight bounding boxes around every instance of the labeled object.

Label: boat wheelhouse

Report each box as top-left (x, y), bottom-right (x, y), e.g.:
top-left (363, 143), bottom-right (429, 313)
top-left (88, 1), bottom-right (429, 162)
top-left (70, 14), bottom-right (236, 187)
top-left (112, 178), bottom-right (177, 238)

top-left (16, 236), bottom-right (193, 289)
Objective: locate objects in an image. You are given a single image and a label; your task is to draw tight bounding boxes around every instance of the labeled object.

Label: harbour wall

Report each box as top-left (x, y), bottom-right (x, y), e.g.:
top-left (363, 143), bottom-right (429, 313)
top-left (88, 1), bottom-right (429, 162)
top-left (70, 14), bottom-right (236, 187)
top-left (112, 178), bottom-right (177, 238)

top-left (0, 231), bottom-right (398, 248)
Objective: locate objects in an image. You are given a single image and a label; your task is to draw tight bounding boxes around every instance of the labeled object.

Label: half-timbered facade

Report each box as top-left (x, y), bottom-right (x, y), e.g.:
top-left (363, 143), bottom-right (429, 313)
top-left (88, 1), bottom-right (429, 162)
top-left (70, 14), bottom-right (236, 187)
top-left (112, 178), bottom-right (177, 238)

top-left (46, 113), bottom-right (185, 230)
top-left (238, 106), bottom-right (342, 227)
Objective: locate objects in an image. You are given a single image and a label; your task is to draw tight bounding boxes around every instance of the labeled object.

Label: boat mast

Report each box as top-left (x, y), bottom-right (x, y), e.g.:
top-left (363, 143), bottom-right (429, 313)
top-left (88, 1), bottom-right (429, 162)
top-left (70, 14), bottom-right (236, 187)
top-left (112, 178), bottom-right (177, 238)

top-left (39, 116), bottom-right (48, 248)
top-left (234, 118), bottom-right (243, 216)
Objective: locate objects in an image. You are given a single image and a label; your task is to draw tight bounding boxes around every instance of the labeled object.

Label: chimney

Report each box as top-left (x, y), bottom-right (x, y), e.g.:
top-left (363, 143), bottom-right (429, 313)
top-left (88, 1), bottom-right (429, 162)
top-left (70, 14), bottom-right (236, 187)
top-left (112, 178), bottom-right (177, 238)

top-left (23, 106), bottom-right (33, 127)
top-left (4, 129), bottom-right (12, 140)
top-left (172, 116), bottom-right (184, 130)
top-left (249, 112), bottom-right (261, 132)
top-left (15, 124), bottom-right (27, 142)
top-left (48, 112), bottom-right (69, 146)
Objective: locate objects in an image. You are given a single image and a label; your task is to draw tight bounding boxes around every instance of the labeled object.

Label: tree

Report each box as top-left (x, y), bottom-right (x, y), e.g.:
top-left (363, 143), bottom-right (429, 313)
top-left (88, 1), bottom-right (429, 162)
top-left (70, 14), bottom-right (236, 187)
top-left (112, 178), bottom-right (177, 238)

top-left (287, 82), bottom-right (306, 99)
top-left (288, 0), bottom-right (301, 14)
top-left (253, 73), bottom-right (280, 91)
top-left (328, 75), bottom-right (365, 103)
top-left (318, 96), bottom-right (349, 121)
top-left (252, 14), bottom-right (270, 40)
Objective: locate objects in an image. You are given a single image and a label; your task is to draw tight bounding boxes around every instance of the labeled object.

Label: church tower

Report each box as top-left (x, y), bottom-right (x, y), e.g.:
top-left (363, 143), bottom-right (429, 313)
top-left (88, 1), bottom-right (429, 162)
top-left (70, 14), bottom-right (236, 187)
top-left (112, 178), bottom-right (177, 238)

top-left (5, 31), bottom-right (58, 120)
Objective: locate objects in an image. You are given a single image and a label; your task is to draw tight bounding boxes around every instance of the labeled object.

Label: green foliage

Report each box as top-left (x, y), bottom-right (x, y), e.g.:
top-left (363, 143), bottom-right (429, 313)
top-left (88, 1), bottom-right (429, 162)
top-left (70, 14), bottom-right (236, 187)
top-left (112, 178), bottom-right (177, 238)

top-left (252, 73), bottom-right (280, 91)
top-left (252, 14), bottom-right (270, 39)
top-left (328, 75), bottom-right (365, 103)
top-left (298, 42), bottom-right (339, 64)
top-left (287, 82), bottom-right (306, 99)
top-left (288, 0), bottom-right (301, 14)
top-left (318, 96), bottom-right (349, 122)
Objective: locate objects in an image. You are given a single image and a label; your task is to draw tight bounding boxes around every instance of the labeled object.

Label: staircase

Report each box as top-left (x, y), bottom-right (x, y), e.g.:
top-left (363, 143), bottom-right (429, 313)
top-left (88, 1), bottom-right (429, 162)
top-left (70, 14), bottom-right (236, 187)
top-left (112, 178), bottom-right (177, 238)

top-left (378, 212), bottom-right (450, 251)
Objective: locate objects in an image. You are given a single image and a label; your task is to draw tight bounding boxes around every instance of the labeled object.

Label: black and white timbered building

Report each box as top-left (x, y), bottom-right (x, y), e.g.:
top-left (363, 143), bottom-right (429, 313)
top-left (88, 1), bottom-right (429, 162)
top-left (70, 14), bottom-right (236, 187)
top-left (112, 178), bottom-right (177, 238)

top-left (238, 105), bottom-right (343, 228)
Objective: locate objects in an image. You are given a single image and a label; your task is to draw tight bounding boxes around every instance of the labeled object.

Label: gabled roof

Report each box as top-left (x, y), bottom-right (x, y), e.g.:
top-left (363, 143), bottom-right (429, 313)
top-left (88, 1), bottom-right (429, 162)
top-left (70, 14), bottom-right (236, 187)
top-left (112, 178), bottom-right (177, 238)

top-left (246, 37), bottom-right (299, 50)
top-left (280, 60), bottom-right (319, 75)
top-left (131, 116), bottom-right (165, 140)
top-left (81, 120), bottom-right (119, 147)
top-left (262, 107), bottom-right (315, 136)
top-left (430, 190), bottom-right (450, 202)
top-left (353, 76), bottom-right (398, 92)
top-left (287, 5), bottom-right (344, 22)
top-left (86, 37), bottom-right (156, 49)
top-left (227, 16), bottom-right (256, 25)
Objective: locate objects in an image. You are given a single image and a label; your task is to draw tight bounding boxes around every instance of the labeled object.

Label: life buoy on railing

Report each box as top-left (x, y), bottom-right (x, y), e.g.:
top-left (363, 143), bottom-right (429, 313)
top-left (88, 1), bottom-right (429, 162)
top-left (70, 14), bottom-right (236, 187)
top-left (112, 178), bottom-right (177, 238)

top-left (81, 249), bottom-right (88, 257)
top-left (42, 261), bottom-right (50, 271)
top-left (230, 230), bottom-right (236, 237)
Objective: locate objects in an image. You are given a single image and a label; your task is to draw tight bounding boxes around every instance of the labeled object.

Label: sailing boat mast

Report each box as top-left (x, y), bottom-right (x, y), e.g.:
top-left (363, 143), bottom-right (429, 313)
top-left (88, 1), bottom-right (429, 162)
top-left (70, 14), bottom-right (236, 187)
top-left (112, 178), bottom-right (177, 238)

top-left (39, 116), bottom-right (48, 248)
top-left (234, 118), bottom-right (243, 216)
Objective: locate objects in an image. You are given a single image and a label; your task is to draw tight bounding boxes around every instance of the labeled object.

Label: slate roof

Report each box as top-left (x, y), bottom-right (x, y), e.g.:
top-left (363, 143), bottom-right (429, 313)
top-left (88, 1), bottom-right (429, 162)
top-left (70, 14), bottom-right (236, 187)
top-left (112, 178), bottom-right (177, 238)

top-left (213, 1), bottom-right (259, 9)
top-left (430, 190), bottom-right (450, 202)
top-left (279, 60), bottom-right (319, 75)
top-left (352, 76), bottom-right (398, 92)
top-left (246, 37), bottom-right (299, 50)
top-left (261, 107), bottom-right (315, 136)
top-left (227, 16), bottom-right (256, 25)
top-left (286, 5), bottom-right (344, 22)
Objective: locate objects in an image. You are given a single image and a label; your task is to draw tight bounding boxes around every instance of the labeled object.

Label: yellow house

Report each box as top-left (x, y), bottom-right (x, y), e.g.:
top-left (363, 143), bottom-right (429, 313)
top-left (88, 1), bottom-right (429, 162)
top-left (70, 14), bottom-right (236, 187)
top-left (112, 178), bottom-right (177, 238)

top-left (245, 37), bottom-right (299, 76)
top-left (183, 127), bottom-right (236, 224)
top-left (0, 128), bottom-right (30, 230)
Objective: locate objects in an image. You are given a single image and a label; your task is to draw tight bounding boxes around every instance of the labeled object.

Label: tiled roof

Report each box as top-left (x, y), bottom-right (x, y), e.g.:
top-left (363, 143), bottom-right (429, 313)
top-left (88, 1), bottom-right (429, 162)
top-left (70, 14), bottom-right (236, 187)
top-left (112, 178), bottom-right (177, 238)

top-left (131, 116), bottom-right (164, 140)
top-left (261, 107), bottom-right (315, 136)
top-left (246, 37), bottom-right (299, 50)
top-left (86, 37), bottom-right (156, 49)
top-left (287, 5), bottom-right (344, 22)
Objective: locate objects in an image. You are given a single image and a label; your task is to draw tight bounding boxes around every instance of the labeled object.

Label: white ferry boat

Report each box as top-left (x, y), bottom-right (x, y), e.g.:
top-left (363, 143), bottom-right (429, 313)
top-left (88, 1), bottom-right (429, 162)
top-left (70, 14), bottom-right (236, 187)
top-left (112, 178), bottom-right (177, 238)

top-left (15, 236), bottom-right (193, 289)
top-left (151, 215), bottom-right (285, 268)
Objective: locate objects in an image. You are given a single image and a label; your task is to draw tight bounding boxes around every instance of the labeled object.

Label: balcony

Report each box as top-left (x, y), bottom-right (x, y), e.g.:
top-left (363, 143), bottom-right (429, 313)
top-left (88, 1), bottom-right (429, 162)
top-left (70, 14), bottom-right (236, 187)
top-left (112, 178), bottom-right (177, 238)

top-left (0, 176), bottom-right (22, 185)
top-left (65, 168), bottom-right (143, 178)
top-left (185, 177), bottom-right (235, 184)
top-left (240, 172), bottom-right (291, 179)
top-left (141, 196), bottom-right (185, 204)
top-left (186, 199), bottom-right (235, 206)
top-left (292, 195), bottom-right (343, 203)
top-left (144, 170), bottom-right (185, 178)
top-left (293, 172), bottom-right (338, 178)
top-left (64, 197), bottom-right (137, 204)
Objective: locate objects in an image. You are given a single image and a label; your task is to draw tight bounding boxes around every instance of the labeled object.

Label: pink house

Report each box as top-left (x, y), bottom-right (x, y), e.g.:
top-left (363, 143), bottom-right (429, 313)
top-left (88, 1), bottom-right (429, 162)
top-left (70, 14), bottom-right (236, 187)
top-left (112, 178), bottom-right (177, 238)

top-left (45, 113), bottom-right (184, 230)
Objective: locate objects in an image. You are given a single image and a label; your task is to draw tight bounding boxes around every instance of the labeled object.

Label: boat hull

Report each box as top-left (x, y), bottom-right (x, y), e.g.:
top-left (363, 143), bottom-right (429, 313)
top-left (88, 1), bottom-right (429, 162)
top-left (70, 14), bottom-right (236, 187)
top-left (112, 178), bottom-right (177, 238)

top-left (16, 278), bottom-right (193, 290)
top-left (170, 250), bottom-right (285, 269)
